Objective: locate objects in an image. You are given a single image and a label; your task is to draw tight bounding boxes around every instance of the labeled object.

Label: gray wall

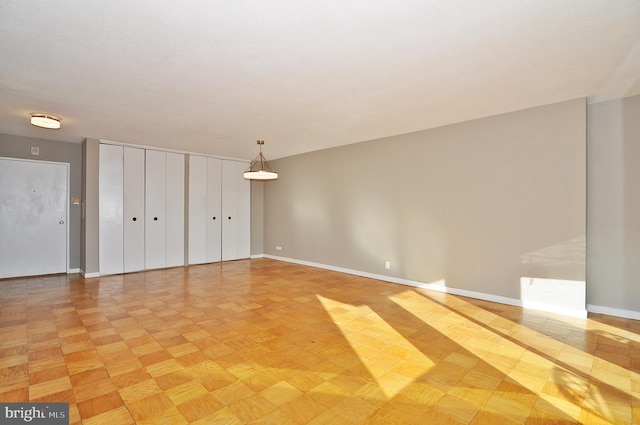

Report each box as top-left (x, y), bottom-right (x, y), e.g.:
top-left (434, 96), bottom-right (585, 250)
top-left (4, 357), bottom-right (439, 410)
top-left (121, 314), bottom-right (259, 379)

top-left (0, 133), bottom-right (82, 270)
top-left (587, 95), bottom-right (640, 313)
top-left (81, 138), bottom-right (100, 275)
top-left (264, 99), bottom-right (586, 303)
top-left (250, 181), bottom-right (264, 256)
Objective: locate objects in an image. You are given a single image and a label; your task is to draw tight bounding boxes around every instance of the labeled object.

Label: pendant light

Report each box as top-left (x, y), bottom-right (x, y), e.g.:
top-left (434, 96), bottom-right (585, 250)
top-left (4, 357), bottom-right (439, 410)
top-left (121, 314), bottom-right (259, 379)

top-left (244, 140), bottom-right (278, 180)
top-left (30, 113), bottom-right (61, 129)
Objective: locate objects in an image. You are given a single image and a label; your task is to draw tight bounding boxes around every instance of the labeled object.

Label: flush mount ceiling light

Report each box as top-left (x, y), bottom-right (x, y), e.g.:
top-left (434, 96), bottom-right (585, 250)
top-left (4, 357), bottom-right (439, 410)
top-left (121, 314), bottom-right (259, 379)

top-left (244, 140), bottom-right (278, 180)
top-left (30, 113), bottom-right (61, 129)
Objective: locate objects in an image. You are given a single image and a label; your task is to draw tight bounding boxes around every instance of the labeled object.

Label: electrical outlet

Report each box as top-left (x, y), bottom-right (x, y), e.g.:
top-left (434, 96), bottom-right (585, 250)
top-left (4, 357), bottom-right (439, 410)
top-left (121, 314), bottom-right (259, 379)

top-left (384, 261), bottom-right (391, 270)
top-left (275, 246), bottom-right (282, 251)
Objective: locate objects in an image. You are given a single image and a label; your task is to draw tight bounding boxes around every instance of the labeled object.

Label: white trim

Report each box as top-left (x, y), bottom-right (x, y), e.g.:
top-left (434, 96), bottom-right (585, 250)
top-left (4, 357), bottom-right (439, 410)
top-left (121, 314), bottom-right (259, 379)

top-left (80, 270), bottom-right (100, 278)
top-left (65, 162), bottom-right (70, 275)
top-left (99, 139), bottom-right (250, 163)
top-left (250, 254), bottom-right (265, 259)
top-left (68, 268), bottom-right (80, 274)
top-left (263, 255), bottom-right (589, 318)
top-left (588, 304), bottom-right (640, 320)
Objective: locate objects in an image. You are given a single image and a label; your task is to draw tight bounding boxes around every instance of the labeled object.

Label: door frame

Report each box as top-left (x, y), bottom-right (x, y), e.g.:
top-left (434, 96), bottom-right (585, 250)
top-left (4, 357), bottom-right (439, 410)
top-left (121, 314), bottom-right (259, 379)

top-left (0, 156), bottom-right (70, 276)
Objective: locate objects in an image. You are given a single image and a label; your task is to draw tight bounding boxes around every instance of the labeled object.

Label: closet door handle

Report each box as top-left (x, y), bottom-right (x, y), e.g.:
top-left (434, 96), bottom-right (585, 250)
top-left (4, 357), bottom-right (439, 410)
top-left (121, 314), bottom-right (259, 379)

top-left (212, 216), bottom-right (216, 220)
top-left (132, 217), bottom-right (137, 222)
top-left (154, 217), bottom-right (158, 221)
top-left (228, 216), bottom-right (232, 220)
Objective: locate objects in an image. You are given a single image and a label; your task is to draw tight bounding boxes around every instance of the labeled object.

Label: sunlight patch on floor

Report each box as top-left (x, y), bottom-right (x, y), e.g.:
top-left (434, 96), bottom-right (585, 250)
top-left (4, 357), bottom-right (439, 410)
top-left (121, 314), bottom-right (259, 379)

top-left (316, 295), bottom-right (435, 399)
top-left (389, 289), bottom-right (588, 422)
top-left (393, 289), bottom-right (640, 423)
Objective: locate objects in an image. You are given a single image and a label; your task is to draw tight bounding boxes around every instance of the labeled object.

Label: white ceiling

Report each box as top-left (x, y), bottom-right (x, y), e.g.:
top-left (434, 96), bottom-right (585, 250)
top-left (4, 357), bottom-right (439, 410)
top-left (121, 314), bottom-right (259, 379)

top-left (1, 1), bottom-right (639, 161)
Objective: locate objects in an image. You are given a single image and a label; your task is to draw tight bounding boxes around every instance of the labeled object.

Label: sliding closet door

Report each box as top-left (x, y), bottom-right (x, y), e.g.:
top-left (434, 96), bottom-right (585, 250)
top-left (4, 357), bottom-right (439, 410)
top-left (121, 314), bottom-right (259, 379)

top-left (221, 160), bottom-right (250, 261)
top-left (221, 160), bottom-right (237, 261)
top-left (99, 144), bottom-right (124, 275)
top-left (188, 155), bottom-right (207, 264)
top-left (206, 157), bottom-right (222, 262)
top-left (145, 150), bottom-right (167, 270)
top-left (123, 147), bottom-right (145, 273)
top-left (236, 161), bottom-right (251, 259)
top-left (188, 155), bottom-right (221, 264)
top-left (165, 152), bottom-right (185, 267)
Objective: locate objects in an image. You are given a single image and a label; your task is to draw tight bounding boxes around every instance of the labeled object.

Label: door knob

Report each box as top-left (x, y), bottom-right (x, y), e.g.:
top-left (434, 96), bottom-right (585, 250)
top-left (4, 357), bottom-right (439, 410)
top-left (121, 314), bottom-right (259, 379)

top-left (132, 217), bottom-right (137, 221)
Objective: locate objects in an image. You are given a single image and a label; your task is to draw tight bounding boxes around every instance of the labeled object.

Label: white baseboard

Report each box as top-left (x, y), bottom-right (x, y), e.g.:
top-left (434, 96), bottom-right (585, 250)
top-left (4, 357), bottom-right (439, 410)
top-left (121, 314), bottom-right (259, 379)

top-left (68, 268), bottom-right (80, 274)
top-left (263, 255), bottom-right (589, 318)
top-left (588, 304), bottom-right (640, 321)
top-left (80, 270), bottom-right (100, 278)
top-left (250, 254), bottom-right (265, 259)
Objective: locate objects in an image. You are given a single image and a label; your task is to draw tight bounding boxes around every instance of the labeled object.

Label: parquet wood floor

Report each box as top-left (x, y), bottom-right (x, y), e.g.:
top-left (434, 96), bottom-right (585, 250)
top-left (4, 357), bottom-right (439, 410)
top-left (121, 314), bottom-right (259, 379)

top-left (1, 258), bottom-right (639, 424)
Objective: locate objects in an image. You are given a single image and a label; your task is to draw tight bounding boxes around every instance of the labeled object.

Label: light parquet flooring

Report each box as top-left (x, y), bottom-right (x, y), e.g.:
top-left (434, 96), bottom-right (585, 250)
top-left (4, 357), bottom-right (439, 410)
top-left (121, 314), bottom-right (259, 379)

top-left (1, 258), bottom-right (639, 424)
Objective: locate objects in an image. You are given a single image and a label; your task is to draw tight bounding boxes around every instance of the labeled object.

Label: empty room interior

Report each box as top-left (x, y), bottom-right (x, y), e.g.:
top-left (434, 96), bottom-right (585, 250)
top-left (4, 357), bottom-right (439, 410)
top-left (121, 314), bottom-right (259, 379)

top-left (1, 1), bottom-right (640, 424)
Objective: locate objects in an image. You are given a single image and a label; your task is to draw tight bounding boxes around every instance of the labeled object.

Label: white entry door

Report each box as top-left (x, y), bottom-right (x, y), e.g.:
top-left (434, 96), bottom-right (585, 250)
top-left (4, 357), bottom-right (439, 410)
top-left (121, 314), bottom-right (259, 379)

top-left (0, 158), bottom-right (68, 278)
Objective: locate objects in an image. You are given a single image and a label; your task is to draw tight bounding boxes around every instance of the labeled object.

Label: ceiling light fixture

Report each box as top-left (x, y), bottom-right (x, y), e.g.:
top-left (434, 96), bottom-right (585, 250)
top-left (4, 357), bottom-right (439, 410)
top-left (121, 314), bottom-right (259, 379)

top-left (244, 140), bottom-right (278, 180)
top-left (30, 113), bottom-right (61, 129)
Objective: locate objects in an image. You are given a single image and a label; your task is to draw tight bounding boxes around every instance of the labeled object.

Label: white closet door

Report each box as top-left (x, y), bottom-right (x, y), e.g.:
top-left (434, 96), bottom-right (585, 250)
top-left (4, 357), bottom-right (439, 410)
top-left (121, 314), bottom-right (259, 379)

top-left (206, 157), bottom-right (222, 262)
top-left (145, 150), bottom-right (167, 269)
top-left (165, 152), bottom-right (185, 267)
top-left (222, 160), bottom-right (248, 261)
top-left (188, 155), bottom-right (207, 264)
top-left (221, 160), bottom-right (237, 260)
top-left (99, 144), bottom-right (124, 275)
top-left (0, 158), bottom-right (68, 278)
top-left (123, 147), bottom-right (145, 273)
top-left (236, 161), bottom-right (251, 259)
